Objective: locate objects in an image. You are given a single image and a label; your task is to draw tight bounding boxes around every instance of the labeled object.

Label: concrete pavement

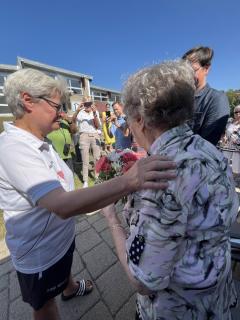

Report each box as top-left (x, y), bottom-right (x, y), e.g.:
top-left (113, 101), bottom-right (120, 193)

top-left (1, 206), bottom-right (240, 320)
top-left (0, 206), bottom-right (138, 320)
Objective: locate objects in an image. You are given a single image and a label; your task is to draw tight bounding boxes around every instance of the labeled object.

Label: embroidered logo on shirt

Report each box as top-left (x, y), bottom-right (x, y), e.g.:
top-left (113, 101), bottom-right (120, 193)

top-left (57, 171), bottom-right (65, 179)
top-left (129, 234), bottom-right (145, 265)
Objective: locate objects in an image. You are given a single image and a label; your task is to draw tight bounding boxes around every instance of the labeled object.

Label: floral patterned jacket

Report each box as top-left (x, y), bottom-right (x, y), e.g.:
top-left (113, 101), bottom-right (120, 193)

top-left (220, 121), bottom-right (240, 151)
top-left (123, 124), bottom-right (239, 320)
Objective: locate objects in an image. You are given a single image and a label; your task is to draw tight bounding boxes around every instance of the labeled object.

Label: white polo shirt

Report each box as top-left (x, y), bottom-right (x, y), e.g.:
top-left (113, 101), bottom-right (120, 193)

top-left (0, 122), bottom-right (75, 274)
top-left (77, 109), bottom-right (101, 134)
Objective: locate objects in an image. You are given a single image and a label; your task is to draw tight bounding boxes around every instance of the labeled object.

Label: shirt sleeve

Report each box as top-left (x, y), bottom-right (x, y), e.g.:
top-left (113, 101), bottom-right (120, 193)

top-left (110, 123), bottom-right (116, 135)
top-left (0, 142), bottom-right (61, 205)
top-left (125, 189), bottom-right (188, 291)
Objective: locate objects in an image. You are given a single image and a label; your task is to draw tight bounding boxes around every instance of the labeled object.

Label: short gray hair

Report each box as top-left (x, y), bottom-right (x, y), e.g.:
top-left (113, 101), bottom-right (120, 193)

top-left (122, 60), bottom-right (195, 129)
top-left (3, 68), bottom-right (68, 118)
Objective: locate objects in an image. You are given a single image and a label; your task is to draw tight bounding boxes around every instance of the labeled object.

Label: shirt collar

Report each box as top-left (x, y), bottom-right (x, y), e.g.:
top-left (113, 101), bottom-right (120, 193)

top-left (3, 122), bottom-right (49, 150)
top-left (195, 83), bottom-right (210, 98)
top-left (149, 123), bottom-right (193, 155)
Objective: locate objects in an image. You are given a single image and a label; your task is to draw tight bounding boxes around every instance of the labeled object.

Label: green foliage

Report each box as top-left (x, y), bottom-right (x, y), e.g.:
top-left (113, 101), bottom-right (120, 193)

top-left (0, 115), bottom-right (14, 133)
top-left (0, 210), bottom-right (5, 240)
top-left (226, 90), bottom-right (240, 116)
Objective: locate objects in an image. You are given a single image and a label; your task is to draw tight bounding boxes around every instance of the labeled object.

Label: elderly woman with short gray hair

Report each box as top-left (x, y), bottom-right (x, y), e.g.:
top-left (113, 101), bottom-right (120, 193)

top-left (102, 60), bottom-right (238, 320)
top-left (0, 68), bottom-right (176, 320)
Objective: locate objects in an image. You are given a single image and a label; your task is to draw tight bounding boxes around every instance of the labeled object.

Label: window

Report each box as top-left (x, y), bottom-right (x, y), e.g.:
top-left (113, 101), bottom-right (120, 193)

top-left (0, 96), bottom-right (6, 104)
top-left (0, 72), bottom-right (15, 114)
top-left (111, 94), bottom-right (120, 102)
top-left (101, 93), bottom-right (108, 101)
top-left (66, 77), bottom-right (83, 95)
top-left (0, 95), bottom-right (11, 114)
top-left (90, 90), bottom-right (109, 101)
top-left (0, 72), bottom-right (9, 96)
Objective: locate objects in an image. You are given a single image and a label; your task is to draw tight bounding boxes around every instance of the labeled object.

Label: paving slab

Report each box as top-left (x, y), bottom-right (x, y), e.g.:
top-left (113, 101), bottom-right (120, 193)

top-left (75, 219), bottom-right (91, 234)
top-left (0, 288), bottom-right (9, 320)
top-left (75, 227), bottom-right (102, 255)
top-left (80, 301), bottom-right (112, 320)
top-left (96, 262), bottom-right (135, 315)
top-left (92, 217), bottom-right (108, 233)
top-left (115, 294), bottom-right (137, 320)
top-left (100, 228), bottom-right (115, 249)
top-left (9, 297), bottom-right (32, 320)
top-left (82, 242), bottom-right (117, 279)
top-left (9, 271), bottom-right (21, 301)
top-left (0, 273), bottom-right (8, 292)
top-left (71, 250), bottom-right (85, 276)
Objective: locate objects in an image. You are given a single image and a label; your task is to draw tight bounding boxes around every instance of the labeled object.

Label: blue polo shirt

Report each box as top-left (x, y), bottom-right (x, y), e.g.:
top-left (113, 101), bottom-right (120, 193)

top-left (191, 83), bottom-right (229, 146)
top-left (110, 116), bottom-right (132, 150)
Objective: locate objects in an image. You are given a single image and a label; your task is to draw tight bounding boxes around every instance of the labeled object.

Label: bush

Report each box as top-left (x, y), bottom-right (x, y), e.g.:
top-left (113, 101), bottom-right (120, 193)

top-left (0, 115), bottom-right (14, 133)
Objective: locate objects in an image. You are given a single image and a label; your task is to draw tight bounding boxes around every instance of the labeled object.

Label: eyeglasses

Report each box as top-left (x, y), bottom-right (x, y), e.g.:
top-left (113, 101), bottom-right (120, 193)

top-left (37, 96), bottom-right (63, 113)
top-left (234, 111), bottom-right (240, 114)
top-left (192, 66), bottom-right (202, 73)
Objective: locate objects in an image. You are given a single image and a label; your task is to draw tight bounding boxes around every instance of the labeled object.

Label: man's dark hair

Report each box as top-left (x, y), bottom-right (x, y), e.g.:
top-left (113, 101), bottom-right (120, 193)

top-left (112, 101), bottom-right (123, 108)
top-left (182, 46), bottom-right (214, 67)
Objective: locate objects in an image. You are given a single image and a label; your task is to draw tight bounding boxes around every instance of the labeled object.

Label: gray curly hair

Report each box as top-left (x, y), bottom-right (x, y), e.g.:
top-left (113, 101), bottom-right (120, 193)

top-left (3, 68), bottom-right (68, 119)
top-left (122, 60), bottom-right (195, 129)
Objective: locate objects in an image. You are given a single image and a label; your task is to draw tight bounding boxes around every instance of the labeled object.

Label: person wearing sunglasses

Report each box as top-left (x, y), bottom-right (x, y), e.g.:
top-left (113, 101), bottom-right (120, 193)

top-left (72, 100), bottom-right (102, 188)
top-left (182, 46), bottom-right (230, 146)
top-left (0, 68), bottom-right (177, 320)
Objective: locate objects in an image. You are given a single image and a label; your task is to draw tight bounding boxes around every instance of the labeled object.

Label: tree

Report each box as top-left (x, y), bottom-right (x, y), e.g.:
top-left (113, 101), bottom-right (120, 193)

top-left (226, 90), bottom-right (240, 116)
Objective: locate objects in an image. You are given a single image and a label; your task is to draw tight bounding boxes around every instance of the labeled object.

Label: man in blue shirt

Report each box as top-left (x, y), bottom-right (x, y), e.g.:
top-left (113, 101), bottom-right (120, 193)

top-left (182, 46), bottom-right (230, 146)
top-left (107, 102), bottom-right (132, 150)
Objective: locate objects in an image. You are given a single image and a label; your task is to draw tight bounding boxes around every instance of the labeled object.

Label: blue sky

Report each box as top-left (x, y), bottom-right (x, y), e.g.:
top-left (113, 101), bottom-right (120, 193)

top-left (1, 0), bottom-right (239, 92)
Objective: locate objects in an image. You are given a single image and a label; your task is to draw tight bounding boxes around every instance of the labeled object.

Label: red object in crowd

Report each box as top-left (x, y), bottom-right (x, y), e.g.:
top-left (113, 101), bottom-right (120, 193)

top-left (95, 156), bottom-right (111, 174)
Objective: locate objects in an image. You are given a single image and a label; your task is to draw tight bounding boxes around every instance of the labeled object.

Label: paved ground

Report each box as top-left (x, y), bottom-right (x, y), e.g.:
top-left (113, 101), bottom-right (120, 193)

top-left (0, 206), bottom-right (138, 320)
top-left (1, 206), bottom-right (240, 320)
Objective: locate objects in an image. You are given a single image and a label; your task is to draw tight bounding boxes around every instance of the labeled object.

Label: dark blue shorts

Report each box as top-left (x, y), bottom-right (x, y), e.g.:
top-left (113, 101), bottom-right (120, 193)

top-left (16, 240), bottom-right (75, 310)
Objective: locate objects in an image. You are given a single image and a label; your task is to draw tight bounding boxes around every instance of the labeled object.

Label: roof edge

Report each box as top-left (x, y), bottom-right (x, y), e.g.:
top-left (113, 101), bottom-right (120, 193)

top-left (0, 64), bottom-right (18, 71)
top-left (91, 84), bottom-right (120, 94)
top-left (17, 57), bottom-right (93, 80)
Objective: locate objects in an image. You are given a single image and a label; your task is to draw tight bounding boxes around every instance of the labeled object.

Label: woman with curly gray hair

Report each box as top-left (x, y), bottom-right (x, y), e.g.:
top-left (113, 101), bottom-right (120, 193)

top-left (102, 60), bottom-right (238, 319)
top-left (0, 68), bottom-right (176, 320)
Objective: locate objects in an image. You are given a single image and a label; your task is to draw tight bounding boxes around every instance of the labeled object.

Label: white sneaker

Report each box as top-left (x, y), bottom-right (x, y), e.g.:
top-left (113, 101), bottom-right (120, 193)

top-left (83, 182), bottom-right (88, 188)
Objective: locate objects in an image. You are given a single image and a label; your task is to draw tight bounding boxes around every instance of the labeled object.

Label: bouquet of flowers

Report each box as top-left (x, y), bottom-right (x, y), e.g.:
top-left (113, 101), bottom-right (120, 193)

top-left (95, 149), bottom-right (143, 184)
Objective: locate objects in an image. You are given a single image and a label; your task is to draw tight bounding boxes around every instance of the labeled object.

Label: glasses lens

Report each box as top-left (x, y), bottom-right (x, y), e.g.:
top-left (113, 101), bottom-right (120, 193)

top-left (40, 97), bottom-right (62, 112)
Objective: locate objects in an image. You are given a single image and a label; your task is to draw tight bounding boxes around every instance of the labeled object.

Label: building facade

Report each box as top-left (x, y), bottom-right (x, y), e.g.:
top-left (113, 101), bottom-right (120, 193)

top-left (0, 57), bottom-right (121, 118)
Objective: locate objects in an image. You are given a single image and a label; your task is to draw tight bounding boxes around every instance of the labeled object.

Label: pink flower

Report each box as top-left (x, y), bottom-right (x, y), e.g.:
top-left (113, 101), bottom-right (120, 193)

top-left (120, 152), bottom-right (142, 173)
top-left (96, 156), bottom-right (111, 173)
top-left (121, 152), bottom-right (140, 163)
top-left (95, 150), bottom-right (145, 183)
top-left (101, 161), bottom-right (112, 173)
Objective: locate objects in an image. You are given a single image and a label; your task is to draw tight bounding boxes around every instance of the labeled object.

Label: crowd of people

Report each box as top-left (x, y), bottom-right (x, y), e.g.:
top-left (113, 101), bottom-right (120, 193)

top-left (46, 99), bottom-right (136, 188)
top-left (219, 105), bottom-right (240, 180)
top-left (0, 45), bottom-right (239, 320)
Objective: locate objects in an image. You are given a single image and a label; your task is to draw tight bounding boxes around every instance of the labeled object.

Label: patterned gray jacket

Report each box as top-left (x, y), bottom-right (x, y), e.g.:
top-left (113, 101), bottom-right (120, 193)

top-left (123, 124), bottom-right (239, 320)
